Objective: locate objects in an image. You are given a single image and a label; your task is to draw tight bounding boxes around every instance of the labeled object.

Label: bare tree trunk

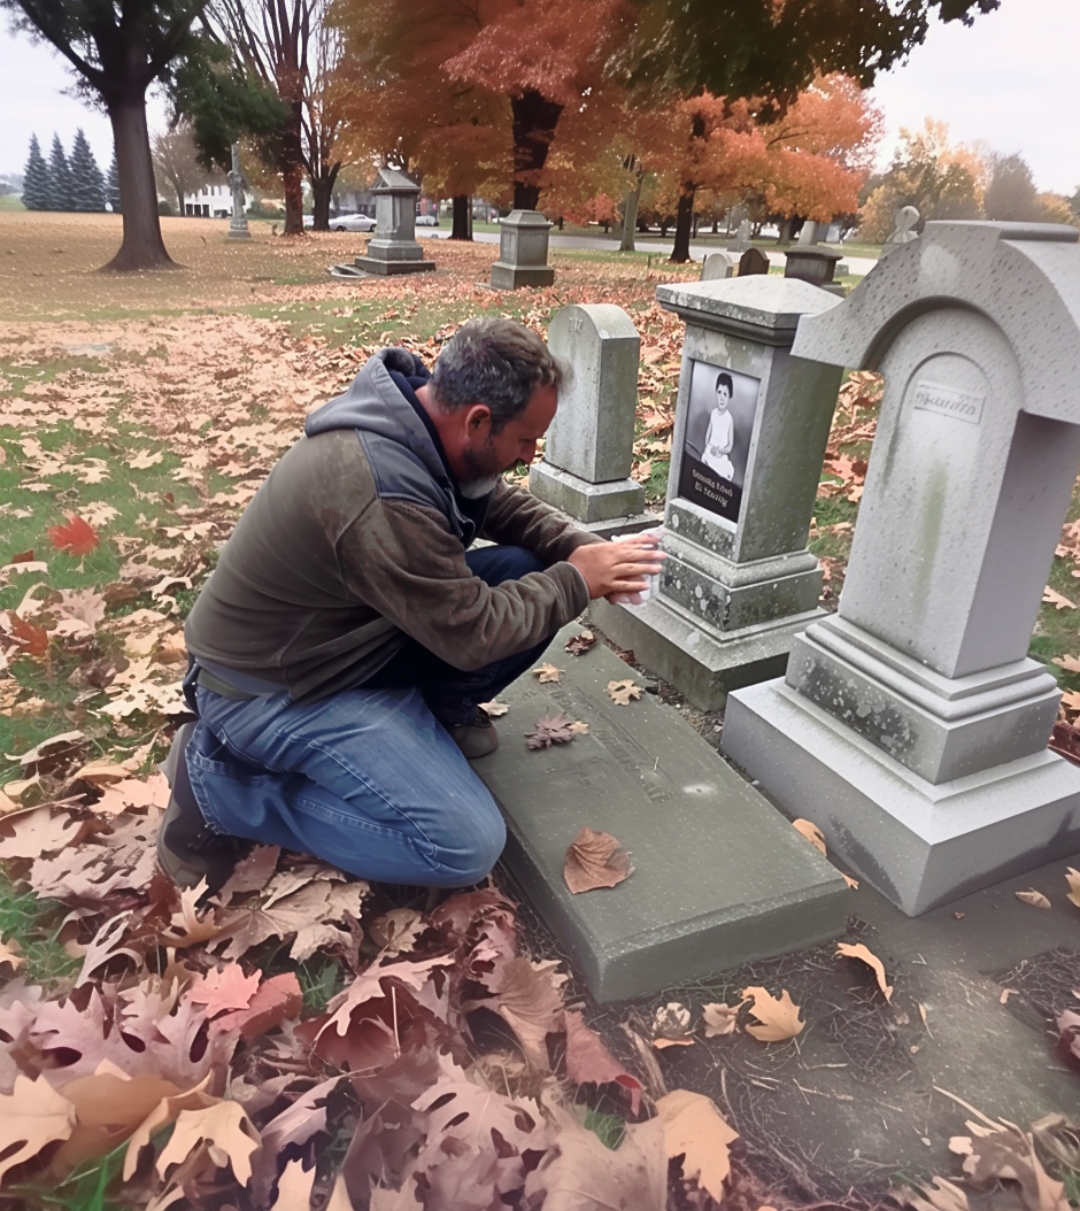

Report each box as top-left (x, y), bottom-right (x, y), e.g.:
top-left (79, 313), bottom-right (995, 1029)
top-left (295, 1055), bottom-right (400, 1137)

top-left (103, 99), bottom-right (177, 271)
top-left (619, 181), bottom-right (640, 251)
top-left (450, 195), bottom-right (472, 240)
top-left (511, 89), bottom-right (563, 211)
top-left (670, 189), bottom-right (695, 263)
top-left (310, 163), bottom-right (339, 230)
top-left (281, 102), bottom-right (305, 234)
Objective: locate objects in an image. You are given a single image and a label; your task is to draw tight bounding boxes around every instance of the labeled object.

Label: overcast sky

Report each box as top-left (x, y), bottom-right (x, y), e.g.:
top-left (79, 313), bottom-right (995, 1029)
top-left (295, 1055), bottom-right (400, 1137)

top-left (0, 0), bottom-right (1077, 194)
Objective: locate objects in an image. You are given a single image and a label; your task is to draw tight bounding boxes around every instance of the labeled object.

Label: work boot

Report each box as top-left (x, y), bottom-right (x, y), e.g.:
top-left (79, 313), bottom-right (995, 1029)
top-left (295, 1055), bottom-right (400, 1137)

top-left (447, 707), bottom-right (499, 760)
top-left (156, 722), bottom-right (245, 894)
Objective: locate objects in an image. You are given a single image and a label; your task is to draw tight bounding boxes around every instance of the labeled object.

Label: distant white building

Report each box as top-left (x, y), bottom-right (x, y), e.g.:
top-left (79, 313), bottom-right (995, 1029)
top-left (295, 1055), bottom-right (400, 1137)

top-left (182, 183), bottom-right (235, 218)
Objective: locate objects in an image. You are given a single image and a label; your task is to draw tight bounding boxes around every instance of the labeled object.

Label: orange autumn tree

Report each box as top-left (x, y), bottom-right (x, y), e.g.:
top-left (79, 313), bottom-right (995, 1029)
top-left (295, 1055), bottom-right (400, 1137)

top-left (333, 0), bottom-right (511, 236)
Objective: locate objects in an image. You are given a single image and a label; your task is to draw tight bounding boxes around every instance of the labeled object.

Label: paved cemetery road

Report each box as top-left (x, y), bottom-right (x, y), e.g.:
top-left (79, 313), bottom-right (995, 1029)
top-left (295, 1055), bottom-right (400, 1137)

top-left (415, 228), bottom-right (878, 277)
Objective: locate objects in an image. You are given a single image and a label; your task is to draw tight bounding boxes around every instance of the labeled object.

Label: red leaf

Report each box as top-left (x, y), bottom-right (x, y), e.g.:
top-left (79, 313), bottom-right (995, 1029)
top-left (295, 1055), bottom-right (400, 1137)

top-left (48, 515), bottom-right (99, 556)
top-left (5, 611), bottom-right (49, 657)
top-left (564, 1009), bottom-right (642, 1114)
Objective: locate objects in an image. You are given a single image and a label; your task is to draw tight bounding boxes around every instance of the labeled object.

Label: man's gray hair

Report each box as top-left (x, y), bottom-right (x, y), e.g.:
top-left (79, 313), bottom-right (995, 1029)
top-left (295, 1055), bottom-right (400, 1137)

top-left (431, 317), bottom-right (568, 431)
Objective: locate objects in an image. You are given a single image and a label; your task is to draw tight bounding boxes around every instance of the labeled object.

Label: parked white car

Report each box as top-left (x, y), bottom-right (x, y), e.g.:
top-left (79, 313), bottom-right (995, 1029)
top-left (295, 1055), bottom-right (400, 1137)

top-left (330, 213), bottom-right (377, 232)
top-left (415, 214), bottom-right (439, 226)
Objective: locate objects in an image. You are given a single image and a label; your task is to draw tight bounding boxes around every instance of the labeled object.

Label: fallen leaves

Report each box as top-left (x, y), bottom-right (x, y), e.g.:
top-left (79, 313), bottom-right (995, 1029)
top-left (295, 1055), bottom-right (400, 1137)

top-left (792, 817), bottom-right (826, 855)
top-left (1042, 586), bottom-right (1076, 611)
top-left (564, 1010), bottom-right (643, 1114)
top-left (741, 986), bottom-right (805, 1042)
top-left (655, 1089), bottom-right (738, 1200)
top-left (564, 826), bottom-right (633, 893)
top-left (701, 1002), bottom-right (740, 1038)
top-left (1014, 889), bottom-right (1051, 909)
top-left (607, 678), bottom-right (642, 705)
top-left (525, 713), bottom-right (577, 749)
top-left (836, 942), bottom-right (894, 1001)
top-left (47, 514), bottom-right (100, 556)
top-left (564, 629), bottom-right (597, 656)
top-left (532, 662), bottom-right (563, 683)
top-left (0, 1073), bottom-right (77, 1183)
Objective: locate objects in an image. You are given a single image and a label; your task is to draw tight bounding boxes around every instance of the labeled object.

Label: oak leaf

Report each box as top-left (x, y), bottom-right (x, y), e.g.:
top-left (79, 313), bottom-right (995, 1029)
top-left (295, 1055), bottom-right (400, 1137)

top-left (1015, 889), bottom-right (1051, 909)
top-left (564, 826), bottom-right (633, 893)
top-left (526, 712), bottom-right (577, 749)
top-left (655, 1088), bottom-right (738, 1200)
top-left (1053, 655), bottom-right (1080, 673)
top-left (1043, 586), bottom-right (1076, 611)
top-left (533, 662), bottom-right (563, 683)
top-left (156, 1100), bottom-right (261, 1187)
top-left (742, 986), bottom-right (804, 1042)
top-left (0, 936), bottom-right (24, 971)
top-left (792, 817), bottom-right (826, 855)
top-left (48, 515), bottom-right (99, 556)
top-left (0, 806), bottom-right (85, 860)
top-left (564, 1009), bottom-right (643, 1114)
top-left (607, 678), bottom-right (642, 705)
top-left (188, 964), bottom-right (262, 1017)
top-left (836, 942), bottom-right (894, 1001)
top-left (269, 1158), bottom-right (316, 1210)
top-left (0, 1073), bottom-right (77, 1183)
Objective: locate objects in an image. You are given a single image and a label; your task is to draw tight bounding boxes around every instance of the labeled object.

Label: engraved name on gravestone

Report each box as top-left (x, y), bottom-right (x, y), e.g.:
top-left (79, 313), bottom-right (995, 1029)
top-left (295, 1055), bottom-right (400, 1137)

top-left (723, 220), bottom-right (1080, 915)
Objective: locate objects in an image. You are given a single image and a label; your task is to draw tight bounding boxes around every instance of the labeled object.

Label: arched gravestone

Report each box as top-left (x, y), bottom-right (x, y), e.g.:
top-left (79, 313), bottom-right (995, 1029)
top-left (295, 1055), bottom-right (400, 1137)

top-left (723, 221), bottom-right (1080, 915)
top-left (529, 304), bottom-right (651, 534)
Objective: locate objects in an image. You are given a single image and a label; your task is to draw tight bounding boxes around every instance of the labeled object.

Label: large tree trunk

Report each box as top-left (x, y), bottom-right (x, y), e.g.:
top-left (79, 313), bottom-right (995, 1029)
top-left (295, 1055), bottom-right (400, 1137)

top-left (103, 98), bottom-right (176, 271)
top-left (310, 163), bottom-right (339, 231)
top-left (450, 195), bottom-right (472, 240)
top-left (510, 90), bottom-right (563, 211)
top-left (281, 102), bottom-right (305, 235)
top-left (670, 189), bottom-right (695, 263)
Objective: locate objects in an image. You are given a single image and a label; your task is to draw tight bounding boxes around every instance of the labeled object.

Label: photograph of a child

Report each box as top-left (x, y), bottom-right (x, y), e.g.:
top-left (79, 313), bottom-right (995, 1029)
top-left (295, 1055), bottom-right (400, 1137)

top-left (677, 361), bottom-right (760, 523)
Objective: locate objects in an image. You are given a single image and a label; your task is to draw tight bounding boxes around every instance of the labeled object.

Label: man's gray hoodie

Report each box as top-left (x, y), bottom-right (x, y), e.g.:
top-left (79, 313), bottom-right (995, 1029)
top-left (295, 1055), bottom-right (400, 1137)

top-left (184, 347), bottom-right (597, 701)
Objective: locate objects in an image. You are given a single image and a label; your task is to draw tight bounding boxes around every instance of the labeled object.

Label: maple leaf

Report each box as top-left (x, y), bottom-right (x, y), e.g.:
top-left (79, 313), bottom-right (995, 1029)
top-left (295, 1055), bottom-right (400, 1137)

top-left (564, 630), bottom-right (597, 656)
top-left (792, 817), bottom-right (826, 855)
top-left (477, 699), bottom-right (509, 717)
top-left (525, 712), bottom-right (577, 749)
top-left (607, 678), bottom-right (642, 705)
top-left (564, 826), bottom-right (633, 893)
top-left (188, 964), bottom-right (262, 1017)
top-left (5, 611), bottom-right (49, 657)
top-left (836, 942), bottom-right (894, 1001)
top-left (0, 1073), bottom-right (77, 1182)
top-left (48, 514), bottom-right (99, 556)
top-left (655, 1089), bottom-right (738, 1201)
top-left (701, 1002), bottom-right (739, 1037)
top-left (1015, 889), bottom-right (1051, 909)
top-left (532, 662), bottom-right (563, 683)
top-left (211, 973), bottom-right (303, 1040)
top-left (564, 1009), bottom-right (642, 1114)
top-left (157, 1100), bottom-right (261, 1187)
top-left (742, 986), bottom-right (805, 1042)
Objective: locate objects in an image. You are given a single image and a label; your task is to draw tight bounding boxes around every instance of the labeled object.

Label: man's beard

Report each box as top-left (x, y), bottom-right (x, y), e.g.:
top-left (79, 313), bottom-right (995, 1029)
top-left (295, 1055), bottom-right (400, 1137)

top-left (459, 439), bottom-right (508, 499)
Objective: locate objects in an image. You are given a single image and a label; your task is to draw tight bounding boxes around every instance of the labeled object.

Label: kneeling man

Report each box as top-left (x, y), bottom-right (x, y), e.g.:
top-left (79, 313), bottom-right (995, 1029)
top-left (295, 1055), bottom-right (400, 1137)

top-left (158, 318), bottom-right (663, 892)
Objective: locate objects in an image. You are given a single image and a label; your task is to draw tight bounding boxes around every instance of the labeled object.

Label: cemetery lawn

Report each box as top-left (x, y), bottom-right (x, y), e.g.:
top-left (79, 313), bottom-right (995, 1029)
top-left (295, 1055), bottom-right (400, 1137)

top-left (0, 211), bottom-right (1078, 1211)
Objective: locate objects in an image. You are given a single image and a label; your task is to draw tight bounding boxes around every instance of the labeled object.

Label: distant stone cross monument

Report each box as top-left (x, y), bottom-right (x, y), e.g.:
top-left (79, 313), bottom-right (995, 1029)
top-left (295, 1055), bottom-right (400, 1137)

top-left (880, 205), bottom-right (920, 257)
top-left (227, 143), bottom-right (251, 240)
top-left (724, 220), bottom-right (1080, 915)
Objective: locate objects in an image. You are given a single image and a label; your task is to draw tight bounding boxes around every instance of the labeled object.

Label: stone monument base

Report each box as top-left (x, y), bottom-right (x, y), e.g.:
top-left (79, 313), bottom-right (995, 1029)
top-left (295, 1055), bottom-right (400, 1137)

top-left (490, 262), bottom-right (555, 289)
top-left (351, 255), bottom-right (436, 276)
top-left (722, 678), bottom-right (1080, 916)
top-left (529, 462), bottom-right (650, 529)
top-left (591, 593), bottom-right (823, 711)
top-left (476, 625), bottom-right (849, 1002)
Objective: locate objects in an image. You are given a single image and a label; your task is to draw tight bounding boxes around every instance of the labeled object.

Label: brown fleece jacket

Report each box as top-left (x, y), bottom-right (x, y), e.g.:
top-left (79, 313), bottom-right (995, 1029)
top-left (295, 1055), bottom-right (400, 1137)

top-left (183, 347), bottom-right (600, 701)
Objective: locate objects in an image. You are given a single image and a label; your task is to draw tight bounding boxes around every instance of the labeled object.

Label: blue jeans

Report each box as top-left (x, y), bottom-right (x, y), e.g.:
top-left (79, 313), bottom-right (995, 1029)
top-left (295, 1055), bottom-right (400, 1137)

top-left (183, 546), bottom-right (550, 887)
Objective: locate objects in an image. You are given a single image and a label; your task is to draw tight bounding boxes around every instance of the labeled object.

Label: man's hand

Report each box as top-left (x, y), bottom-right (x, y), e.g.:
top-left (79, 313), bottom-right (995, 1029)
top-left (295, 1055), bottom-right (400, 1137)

top-left (568, 535), bottom-right (666, 600)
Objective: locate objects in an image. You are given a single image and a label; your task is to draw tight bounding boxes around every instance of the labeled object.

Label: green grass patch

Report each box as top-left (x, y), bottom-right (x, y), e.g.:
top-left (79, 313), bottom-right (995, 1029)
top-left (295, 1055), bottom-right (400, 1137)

top-left (0, 875), bottom-right (80, 987)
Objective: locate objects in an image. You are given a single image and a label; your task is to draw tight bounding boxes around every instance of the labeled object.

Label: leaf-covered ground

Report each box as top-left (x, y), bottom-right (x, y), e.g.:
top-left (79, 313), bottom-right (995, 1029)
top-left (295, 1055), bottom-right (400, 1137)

top-left (1, 213), bottom-right (1079, 1210)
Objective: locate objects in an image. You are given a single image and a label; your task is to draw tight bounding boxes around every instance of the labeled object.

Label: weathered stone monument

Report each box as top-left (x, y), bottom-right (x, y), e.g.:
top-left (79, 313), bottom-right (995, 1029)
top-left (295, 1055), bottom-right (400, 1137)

top-left (226, 144), bottom-right (250, 241)
top-left (700, 251), bottom-right (736, 281)
top-left (880, 205), bottom-right (920, 258)
top-left (529, 304), bottom-right (653, 536)
top-left (738, 247), bottom-right (769, 276)
top-left (490, 210), bottom-right (555, 289)
top-left (796, 220), bottom-right (823, 245)
top-left (350, 168), bottom-right (435, 276)
top-left (727, 216), bottom-right (752, 254)
top-left (723, 220), bottom-right (1080, 915)
top-left (784, 245), bottom-right (845, 296)
top-left (591, 276), bottom-right (844, 708)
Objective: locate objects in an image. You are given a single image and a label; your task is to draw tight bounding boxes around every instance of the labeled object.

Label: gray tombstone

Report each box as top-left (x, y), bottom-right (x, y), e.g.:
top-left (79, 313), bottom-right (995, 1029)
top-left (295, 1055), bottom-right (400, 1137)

top-left (351, 168), bottom-right (435, 276)
top-left (700, 251), bottom-right (736, 281)
top-left (591, 277), bottom-right (844, 707)
top-left (784, 246), bottom-right (845, 296)
top-left (529, 305), bottom-right (652, 535)
top-left (796, 220), bottom-right (823, 246)
top-left (226, 144), bottom-right (251, 241)
top-left (739, 247), bottom-right (769, 276)
top-left (723, 220), bottom-right (1080, 915)
top-left (727, 218), bottom-right (752, 254)
top-left (490, 210), bottom-right (555, 289)
top-left (879, 205), bottom-right (920, 258)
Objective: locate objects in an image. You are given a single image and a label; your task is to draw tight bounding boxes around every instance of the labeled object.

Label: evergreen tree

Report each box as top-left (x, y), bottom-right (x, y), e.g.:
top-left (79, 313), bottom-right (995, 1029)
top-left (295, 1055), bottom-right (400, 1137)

top-left (47, 133), bottom-right (74, 210)
top-left (106, 152), bottom-right (122, 213)
top-left (22, 134), bottom-right (50, 210)
top-left (69, 128), bottom-right (106, 211)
